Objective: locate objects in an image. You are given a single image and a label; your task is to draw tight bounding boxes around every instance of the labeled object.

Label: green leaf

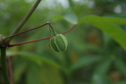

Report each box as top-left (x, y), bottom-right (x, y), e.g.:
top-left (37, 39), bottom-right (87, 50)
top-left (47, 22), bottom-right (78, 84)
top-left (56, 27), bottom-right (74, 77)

top-left (16, 51), bottom-right (61, 69)
top-left (114, 58), bottom-right (126, 76)
top-left (91, 58), bottom-right (112, 84)
top-left (63, 11), bottom-right (78, 24)
top-left (94, 58), bottom-right (112, 75)
top-left (112, 81), bottom-right (126, 84)
top-left (78, 15), bottom-right (126, 25)
top-left (92, 22), bottom-right (126, 50)
top-left (53, 12), bottom-right (78, 24)
top-left (13, 61), bottom-right (27, 83)
top-left (78, 15), bottom-right (126, 50)
top-left (26, 65), bottom-right (42, 84)
top-left (70, 56), bottom-right (101, 72)
top-left (91, 74), bottom-right (111, 84)
top-left (100, 17), bottom-right (126, 25)
top-left (40, 65), bottom-right (64, 84)
top-left (72, 82), bottom-right (88, 84)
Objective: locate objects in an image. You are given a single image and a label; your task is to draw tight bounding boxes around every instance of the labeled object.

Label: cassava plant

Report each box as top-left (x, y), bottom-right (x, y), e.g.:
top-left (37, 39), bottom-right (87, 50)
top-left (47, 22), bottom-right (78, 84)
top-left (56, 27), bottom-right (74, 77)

top-left (0, 0), bottom-right (77, 84)
top-left (1, 0), bottom-right (126, 84)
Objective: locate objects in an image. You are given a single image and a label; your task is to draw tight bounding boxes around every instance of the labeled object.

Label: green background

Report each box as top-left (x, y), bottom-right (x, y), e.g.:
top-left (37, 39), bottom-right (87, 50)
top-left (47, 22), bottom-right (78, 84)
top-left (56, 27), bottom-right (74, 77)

top-left (1, 0), bottom-right (126, 84)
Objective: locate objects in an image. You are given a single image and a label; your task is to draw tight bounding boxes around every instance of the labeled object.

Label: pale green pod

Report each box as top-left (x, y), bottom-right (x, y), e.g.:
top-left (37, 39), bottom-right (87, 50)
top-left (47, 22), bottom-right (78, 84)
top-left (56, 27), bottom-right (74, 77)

top-left (50, 34), bottom-right (68, 52)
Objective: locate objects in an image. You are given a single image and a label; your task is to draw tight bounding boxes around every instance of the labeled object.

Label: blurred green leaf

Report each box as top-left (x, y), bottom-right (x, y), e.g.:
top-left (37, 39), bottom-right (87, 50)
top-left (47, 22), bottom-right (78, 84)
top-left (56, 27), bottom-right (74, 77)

top-left (91, 58), bottom-right (112, 84)
top-left (16, 51), bottom-right (61, 69)
top-left (13, 61), bottom-right (27, 84)
top-left (26, 65), bottom-right (42, 84)
top-left (91, 74), bottom-right (111, 84)
top-left (53, 15), bottom-right (63, 22)
top-left (92, 22), bottom-right (126, 50)
top-left (94, 58), bottom-right (112, 75)
top-left (114, 58), bottom-right (126, 76)
top-left (75, 83), bottom-right (89, 84)
top-left (70, 56), bottom-right (101, 72)
top-left (112, 81), bottom-right (126, 84)
top-left (40, 65), bottom-right (64, 84)
top-left (78, 15), bottom-right (126, 25)
top-left (63, 11), bottom-right (78, 24)
top-left (78, 15), bottom-right (126, 50)
top-left (53, 11), bottom-right (78, 24)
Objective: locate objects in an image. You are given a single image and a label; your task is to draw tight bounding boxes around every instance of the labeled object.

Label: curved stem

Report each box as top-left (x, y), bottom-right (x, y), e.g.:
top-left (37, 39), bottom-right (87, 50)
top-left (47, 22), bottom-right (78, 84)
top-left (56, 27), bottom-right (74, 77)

top-left (48, 23), bottom-right (57, 35)
top-left (4, 22), bottom-right (49, 41)
top-left (8, 24), bottom-right (77, 47)
top-left (4, 22), bottom-right (56, 43)
top-left (0, 47), bottom-right (10, 84)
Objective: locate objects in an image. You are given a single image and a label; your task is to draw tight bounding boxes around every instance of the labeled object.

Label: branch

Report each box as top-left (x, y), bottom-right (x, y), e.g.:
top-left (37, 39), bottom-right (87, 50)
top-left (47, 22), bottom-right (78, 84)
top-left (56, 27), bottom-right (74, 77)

top-left (8, 57), bottom-right (13, 84)
top-left (0, 48), bottom-right (10, 84)
top-left (4, 22), bottom-right (49, 41)
top-left (6, 0), bottom-right (41, 43)
top-left (8, 24), bottom-right (77, 47)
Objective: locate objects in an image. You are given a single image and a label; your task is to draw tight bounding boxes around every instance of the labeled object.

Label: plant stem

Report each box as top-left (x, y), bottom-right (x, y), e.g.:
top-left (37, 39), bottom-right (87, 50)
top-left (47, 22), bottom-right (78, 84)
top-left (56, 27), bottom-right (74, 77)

top-left (6, 0), bottom-right (41, 43)
top-left (8, 24), bottom-right (77, 47)
top-left (48, 23), bottom-right (57, 35)
top-left (8, 57), bottom-right (13, 84)
top-left (0, 47), bottom-right (10, 84)
top-left (4, 22), bottom-right (49, 41)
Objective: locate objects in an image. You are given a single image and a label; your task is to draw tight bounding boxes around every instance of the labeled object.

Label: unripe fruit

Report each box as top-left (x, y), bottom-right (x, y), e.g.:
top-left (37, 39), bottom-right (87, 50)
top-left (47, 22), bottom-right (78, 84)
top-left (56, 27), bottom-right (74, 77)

top-left (50, 34), bottom-right (68, 52)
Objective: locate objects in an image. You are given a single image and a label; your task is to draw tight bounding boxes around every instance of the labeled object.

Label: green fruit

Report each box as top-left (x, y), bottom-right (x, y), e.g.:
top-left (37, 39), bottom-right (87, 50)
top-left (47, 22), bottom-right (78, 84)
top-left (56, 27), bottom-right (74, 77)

top-left (50, 34), bottom-right (68, 52)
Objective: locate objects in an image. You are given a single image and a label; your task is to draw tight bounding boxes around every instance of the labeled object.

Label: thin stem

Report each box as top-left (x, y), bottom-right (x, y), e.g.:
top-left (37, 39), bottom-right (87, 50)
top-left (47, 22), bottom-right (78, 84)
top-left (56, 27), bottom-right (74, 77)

top-left (4, 22), bottom-right (49, 41)
top-left (8, 24), bottom-right (77, 47)
top-left (48, 23), bottom-right (57, 35)
top-left (9, 36), bottom-right (53, 47)
top-left (62, 24), bottom-right (77, 34)
top-left (0, 47), bottom-right (10, 84)
top-left (6, 0), bottom-right (41, 43)
top-left (8, 57), bottom-right (13, 84)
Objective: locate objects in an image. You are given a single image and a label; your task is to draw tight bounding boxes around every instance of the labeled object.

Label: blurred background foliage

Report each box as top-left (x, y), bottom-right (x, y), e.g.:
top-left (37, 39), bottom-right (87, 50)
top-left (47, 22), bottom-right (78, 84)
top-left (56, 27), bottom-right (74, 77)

top-left (0, 0), bottom-right (126, 84)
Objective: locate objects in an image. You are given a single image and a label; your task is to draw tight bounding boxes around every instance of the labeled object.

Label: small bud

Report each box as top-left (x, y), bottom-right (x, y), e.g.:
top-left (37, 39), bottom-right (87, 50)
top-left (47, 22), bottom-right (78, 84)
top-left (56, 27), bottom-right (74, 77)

top-left (50, 34), bottom-right (68, 52)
